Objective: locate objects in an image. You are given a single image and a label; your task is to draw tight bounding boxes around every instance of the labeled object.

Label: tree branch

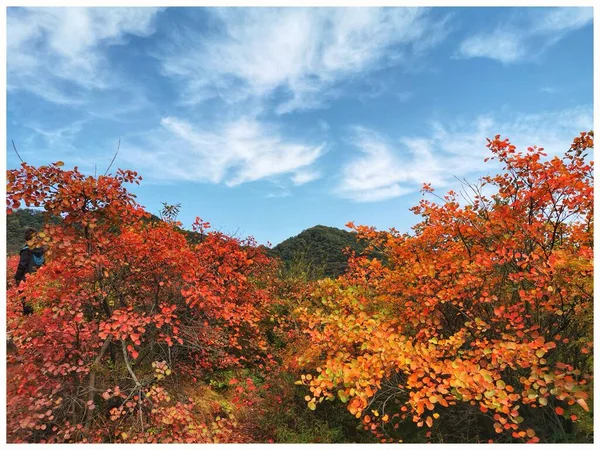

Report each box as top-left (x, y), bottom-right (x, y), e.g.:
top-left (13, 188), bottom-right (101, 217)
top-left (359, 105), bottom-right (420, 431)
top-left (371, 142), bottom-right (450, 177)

top-left (11, 140), bottom-right (25, 164)
top-left (84, 336), bottom-right (112, 434)
top-left (103, 138), bottom-right (121, 176)
top-left (121, 340), bottom-right (141, 387)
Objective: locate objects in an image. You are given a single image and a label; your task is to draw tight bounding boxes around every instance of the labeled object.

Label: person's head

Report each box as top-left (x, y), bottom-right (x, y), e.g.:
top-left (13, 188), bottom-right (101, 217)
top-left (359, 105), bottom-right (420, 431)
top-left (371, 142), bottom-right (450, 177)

top-left (24, 228), bottom-right (37, 242)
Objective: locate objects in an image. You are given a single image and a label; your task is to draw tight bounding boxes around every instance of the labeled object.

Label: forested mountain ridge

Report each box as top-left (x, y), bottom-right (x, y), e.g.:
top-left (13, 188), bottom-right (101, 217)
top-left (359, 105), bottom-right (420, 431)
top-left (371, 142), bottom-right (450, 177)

top-left (269, 225), bottom-right (366, 279)
top-left (7, 211), bottom-right (362, 279)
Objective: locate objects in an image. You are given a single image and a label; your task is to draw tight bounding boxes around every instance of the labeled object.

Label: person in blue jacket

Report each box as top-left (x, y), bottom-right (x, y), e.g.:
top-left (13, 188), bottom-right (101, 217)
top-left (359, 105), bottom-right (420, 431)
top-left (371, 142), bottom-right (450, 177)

top-left (15, 227), bottom-right (45, 315)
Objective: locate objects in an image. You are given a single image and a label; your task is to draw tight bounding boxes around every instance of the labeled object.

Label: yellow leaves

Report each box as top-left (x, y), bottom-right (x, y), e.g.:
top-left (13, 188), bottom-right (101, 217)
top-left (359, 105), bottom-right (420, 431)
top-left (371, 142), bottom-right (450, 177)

top-left (307, 400), bottom-right (317, 411)
top-left (425, 416), bottom-right (433, 428)
top-left (526, 390), bottom-right (538, 400)
top-left (482, 372), bottom-right (494, 383)
top-left (514, 416), bottom-right (524, 424)
top-left (576, 398), bottom-right (589, 412)
top-left (484, 390), bottom-right (495, 399)
top-left (294, 137), bottom-right (594, 442)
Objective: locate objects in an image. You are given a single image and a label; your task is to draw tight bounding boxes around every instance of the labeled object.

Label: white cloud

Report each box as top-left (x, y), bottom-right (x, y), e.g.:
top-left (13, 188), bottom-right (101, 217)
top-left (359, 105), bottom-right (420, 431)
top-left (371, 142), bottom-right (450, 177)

top-left (458, 31), bottom-right (526, 64)
top-left (7, 7), bottom-right (160, 103)
top-left (123, 116), bottom-right (325, 187)
top-left (456, 7), bottom-right (592, 64)
top-left (531, 7), bottom-right (594, 34)
top-left (336, 106), bottom-right (593, 202)
top-left (159, 8), bottom-right (450, 113)
top-left (266, 190), bottom-right (292, 199)
top-left (291, 169), bottom-right (322, 186)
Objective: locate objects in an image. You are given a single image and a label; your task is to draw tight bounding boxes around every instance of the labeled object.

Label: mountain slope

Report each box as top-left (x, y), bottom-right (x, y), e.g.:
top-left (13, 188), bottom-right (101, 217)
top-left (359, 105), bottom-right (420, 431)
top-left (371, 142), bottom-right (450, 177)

top-left (270, 225), bottom-right (365, 279)
top-left (7, 211), bottom-right (363, 279)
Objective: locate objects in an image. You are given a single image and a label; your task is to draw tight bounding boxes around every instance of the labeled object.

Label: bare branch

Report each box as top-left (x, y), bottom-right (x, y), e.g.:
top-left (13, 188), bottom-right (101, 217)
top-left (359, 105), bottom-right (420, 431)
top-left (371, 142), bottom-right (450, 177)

top-left (104, 138), bottom-right (121, 176)
top-left (11, 140), bottom-right (25, 164)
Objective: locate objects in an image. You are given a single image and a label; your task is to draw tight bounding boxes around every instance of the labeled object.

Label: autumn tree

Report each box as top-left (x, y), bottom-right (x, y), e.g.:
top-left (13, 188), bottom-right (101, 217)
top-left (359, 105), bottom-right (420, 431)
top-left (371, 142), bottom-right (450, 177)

top-left (296, 132), bottom-right (594, 443)
top-left (6, 163), bottom-right (275, 443)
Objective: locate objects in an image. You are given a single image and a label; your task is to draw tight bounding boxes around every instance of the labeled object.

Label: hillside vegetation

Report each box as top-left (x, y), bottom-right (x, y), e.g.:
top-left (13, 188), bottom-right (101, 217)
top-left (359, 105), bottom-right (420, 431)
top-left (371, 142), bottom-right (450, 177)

top-left (270, 225), bottom-right (366, 279)
top-left (5, 132), bottom-right (594, 443)
top-left (8, 211), bottom-right (360, 280)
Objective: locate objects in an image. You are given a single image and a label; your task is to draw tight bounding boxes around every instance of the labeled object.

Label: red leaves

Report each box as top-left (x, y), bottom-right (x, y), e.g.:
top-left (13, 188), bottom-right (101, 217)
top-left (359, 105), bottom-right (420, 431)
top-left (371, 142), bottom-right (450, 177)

top-left (6, 132), bottom-right (593, 443)
top-left (127, 345), bottom-right (139, 360)
top-left (6, 161), bottom-right (276, 443)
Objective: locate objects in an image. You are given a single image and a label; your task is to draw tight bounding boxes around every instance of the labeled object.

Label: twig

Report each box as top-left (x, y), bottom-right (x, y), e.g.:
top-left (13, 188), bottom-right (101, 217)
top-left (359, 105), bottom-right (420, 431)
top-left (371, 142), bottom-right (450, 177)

top-left (103, 138), bottom-right (121, 176)
top-left (121, 340), bottom-right (141, 387)
top-left (10, 140), bottom-right (44, 176)
top-left (11, 140), bottom-right (25, 164)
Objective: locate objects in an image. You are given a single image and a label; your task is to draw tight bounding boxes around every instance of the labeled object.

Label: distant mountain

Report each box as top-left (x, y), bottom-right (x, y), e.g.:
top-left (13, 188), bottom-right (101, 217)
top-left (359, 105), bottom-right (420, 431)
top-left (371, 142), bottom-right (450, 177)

top-left (6, 209), bottom-right (196, 254)
top-left (269, 225), bottom-right (366, 279)
top-left (7, 211), bottom-right (364, 279)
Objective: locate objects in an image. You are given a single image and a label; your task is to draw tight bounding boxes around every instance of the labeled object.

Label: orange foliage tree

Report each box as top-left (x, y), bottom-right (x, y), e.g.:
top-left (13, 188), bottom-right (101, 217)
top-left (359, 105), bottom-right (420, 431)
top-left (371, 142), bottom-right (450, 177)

top-left (6, 163), bottom-right (275, 443)
top-left (296, 132), bottom-right (593, 443)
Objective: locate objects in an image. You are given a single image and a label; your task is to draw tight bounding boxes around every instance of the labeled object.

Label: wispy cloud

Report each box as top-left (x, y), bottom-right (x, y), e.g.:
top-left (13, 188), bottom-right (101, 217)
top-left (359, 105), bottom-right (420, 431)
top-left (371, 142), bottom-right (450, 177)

top-left (123, 116), bottom-right (325, 187)
top-left (291, 169), bottom-right (323, 186)
top-left (456, 7), bottom-right (592, 64)
top-left (336, 106), bottom-right (593, 202)
top-left (540, 86), bottom-right (558, 94)
top-left (25, 119), bottom-right (87, 146)
top-left (335, 127), bottom-right (420, 202)
top-left (158, 7), bottom-right (450, 113)
top-left (7, 7), bottom-right (160, 107)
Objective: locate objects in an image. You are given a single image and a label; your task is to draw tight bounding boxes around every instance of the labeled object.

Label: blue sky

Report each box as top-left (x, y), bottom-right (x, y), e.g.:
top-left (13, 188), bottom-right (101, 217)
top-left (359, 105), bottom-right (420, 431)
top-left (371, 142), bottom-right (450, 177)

top-left (6, 7), bottom-right (593, 245)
